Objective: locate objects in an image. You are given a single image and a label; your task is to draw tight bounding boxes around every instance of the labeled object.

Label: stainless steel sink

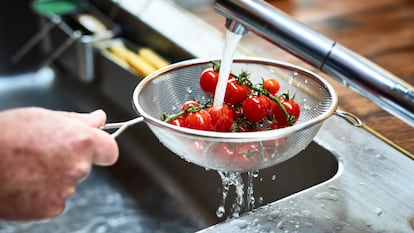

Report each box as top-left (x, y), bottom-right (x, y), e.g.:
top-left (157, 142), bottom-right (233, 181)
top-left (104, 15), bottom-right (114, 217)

top-left (1, 0), bottom-right (412, 232)
top-left (0, 1), bottom-right (340, 231)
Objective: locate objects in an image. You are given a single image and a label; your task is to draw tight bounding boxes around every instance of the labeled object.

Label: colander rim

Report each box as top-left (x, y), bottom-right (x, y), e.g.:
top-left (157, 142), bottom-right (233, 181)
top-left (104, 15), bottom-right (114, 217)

top-left (132, 56), bottom-right (338, 140)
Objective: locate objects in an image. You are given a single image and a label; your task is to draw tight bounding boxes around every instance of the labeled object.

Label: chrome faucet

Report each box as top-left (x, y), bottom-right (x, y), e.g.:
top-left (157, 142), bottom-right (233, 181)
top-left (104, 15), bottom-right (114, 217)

top-left (214, 0), bottom-right (414, 127)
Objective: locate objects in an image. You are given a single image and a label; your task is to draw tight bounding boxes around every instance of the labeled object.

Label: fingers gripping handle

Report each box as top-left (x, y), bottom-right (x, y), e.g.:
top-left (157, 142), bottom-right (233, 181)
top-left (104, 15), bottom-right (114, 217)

top-left (101, 117), bottom-right (144, 138)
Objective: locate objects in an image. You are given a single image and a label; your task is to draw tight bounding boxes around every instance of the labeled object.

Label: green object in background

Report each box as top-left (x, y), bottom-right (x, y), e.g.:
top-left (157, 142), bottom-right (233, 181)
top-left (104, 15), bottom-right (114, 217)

top-left (33, 0), bottom-right (79, 16)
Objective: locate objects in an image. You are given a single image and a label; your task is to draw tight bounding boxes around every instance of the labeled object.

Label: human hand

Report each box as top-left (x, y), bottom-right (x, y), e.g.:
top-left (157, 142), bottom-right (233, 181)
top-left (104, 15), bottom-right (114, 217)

top-left (0, 107), bottom-right (119, 220)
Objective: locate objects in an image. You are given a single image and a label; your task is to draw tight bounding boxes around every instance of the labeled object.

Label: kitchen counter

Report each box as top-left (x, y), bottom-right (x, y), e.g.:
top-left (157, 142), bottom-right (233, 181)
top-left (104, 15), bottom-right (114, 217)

top-left (185, 0), bottom-right (414, 156)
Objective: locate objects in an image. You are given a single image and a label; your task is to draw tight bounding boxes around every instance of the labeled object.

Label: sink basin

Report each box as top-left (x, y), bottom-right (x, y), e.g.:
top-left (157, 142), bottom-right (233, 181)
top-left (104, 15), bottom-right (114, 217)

top-left (0, 65), bottom-right (338, 232)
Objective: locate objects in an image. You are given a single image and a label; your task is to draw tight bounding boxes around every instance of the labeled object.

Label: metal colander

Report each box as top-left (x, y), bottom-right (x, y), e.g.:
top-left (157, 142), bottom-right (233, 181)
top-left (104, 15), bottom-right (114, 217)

top-left (105, 57), bottom-right (339, 172)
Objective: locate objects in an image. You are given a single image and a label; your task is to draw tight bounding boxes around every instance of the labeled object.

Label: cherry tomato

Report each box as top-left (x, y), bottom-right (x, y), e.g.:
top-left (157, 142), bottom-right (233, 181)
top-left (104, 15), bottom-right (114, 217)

top-left (263, 77), bottom-right (280, 96)
top-left (186, 109), bottom-right (213, 131)
top-left (187, 139), bottom-right (208, 155)
top-left (181, 100), bottom-right (200, 111)
top-left (224, 78), bottom-right (250, 105)
top-left (241, 95), bottom-right (271, 122)
top-left (262, 138), bottom-right (286, 156)
top-left (168, 116), bottom-right (186, 127)
top-left (232, 142), bottom-right (262, 168)
top-left (230, 105), bottom-right (243, 119)
top-left (237, 121), bottom-right (262, 132)
top-left (272, 97), bottom-right (301, 126)
top-left (268, 121), bottom-right (288, 130)
top-left (212, 142), bottom-right (235, 161)
top-left (207, 105), bottom-right (234, 132)
top-left (199, 68), bottom-right (219, 95)
top-left (212, 142), bottom-right (260, 169)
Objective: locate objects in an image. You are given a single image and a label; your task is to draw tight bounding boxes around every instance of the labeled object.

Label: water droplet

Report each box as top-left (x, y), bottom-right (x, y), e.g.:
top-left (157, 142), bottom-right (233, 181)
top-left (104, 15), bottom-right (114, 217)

top-left (216, 206), bottom-right (225, 218)
top-left (301, 209), bottom-right (311, 217)
top-left (277, 220), bottom-right (286, 229)
top-left (288, 72), bottom-right (298, 85)
top-left (327, 185), bottom-right (340, 191)
top-left (234, 219), bottom-right (248, 229)
top-left (315, 192), bottom-right (339, 201)
top-left (304, 222), bottom-right (313, 228)
top-left (369, 171), bottom-right (380, 177)
top-left (375, 154), bottom-right (386, 160)
top-left (374, 207), bottom-right (383, 216)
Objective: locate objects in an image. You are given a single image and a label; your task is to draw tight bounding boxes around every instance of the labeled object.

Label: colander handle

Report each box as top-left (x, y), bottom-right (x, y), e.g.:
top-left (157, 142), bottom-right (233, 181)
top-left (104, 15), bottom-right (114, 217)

top-left (334, 110), bottom-right (362, 127)
top-left (101, 117), bottom-right (144, 138)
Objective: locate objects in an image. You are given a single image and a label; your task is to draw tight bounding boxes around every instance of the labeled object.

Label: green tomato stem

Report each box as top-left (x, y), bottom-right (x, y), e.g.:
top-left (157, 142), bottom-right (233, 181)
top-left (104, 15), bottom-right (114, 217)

top-left (162, 103), bottom-right (211, 123)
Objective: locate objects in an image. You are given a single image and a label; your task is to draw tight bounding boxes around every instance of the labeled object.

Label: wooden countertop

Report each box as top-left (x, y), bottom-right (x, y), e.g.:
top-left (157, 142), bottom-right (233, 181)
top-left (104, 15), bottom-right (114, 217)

top-left (191, 0), bottom-right (414, 156)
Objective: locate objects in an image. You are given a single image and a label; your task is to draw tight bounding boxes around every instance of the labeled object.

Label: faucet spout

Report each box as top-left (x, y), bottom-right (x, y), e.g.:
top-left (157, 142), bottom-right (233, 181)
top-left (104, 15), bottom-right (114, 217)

top-left (225, 18), bottom-right (248, 35)
top-left (214, 0), bottom-right (414, 127)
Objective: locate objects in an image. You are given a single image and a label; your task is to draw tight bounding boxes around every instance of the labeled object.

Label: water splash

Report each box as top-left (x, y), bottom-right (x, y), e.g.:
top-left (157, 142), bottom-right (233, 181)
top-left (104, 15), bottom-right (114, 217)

top-left (215, 170), bottom-right (260, 219)
top-left (216, 171), bottom-right (245, 218)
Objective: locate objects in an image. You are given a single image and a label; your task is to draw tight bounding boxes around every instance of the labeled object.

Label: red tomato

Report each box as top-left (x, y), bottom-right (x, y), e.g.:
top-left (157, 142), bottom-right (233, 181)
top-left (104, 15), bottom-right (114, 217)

top-left (263, 77), bottom-right (280, 96)
top-left (266, 96), bottom-right (279, 117)
top-left (232, 142), bottom-right (262, 168)
top-left (207, 105), bottom-right (234, 132)
top-left (212, 142), bottom-right (235, 160)
top-left (181, 100), bottom-right (200, 111)
top-left (262, 138), bottom-right (286, 156)
top-left (268, 121), bottom-right (288, 130)
top-left (186, 109), bottom-right (213, 131)
top-left (237, 121), bottom-right (262, 132)
top-left (212, 142), bottom-right (260, 169)
top-left (241, 95), bottom-right (271, 122)
top-left (224, 78), bottom-right (250, 105)
top-left (199, 68), bottom-right (219, 94)
top-left (230, 105), bottom-right (243, 119)
top-left (272, 97), bottom-right (301, 126)
top-left (168, 116), bottom-right (186, 127)
top-left (187, 139), bottom-right (208, 155)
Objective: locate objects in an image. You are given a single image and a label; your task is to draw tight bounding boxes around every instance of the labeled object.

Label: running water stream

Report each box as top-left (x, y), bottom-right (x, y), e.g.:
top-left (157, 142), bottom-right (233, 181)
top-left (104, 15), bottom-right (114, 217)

top-left (213, 29), bottom-right (257, 219)
top-left (212, 30), bottom-right (242, 109)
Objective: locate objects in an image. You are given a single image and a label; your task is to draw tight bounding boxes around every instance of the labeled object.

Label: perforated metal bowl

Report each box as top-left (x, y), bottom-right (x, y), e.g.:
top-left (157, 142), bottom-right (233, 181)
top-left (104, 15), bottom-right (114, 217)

top-left (106, 57), bottom-right (339, 172)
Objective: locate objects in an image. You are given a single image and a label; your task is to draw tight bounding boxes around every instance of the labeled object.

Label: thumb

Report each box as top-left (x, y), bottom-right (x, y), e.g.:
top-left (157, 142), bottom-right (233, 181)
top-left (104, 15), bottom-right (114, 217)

top-left (61, 109), bottom-right (107, 128)
top-left (85, 109), bottom-right (107, 127)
